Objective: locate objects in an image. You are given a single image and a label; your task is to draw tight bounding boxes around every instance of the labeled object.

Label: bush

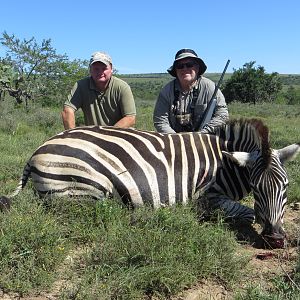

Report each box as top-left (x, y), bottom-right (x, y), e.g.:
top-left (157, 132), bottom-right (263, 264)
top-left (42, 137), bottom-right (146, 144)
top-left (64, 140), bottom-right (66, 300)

top-left (223, 61), bottom-right (282, 104)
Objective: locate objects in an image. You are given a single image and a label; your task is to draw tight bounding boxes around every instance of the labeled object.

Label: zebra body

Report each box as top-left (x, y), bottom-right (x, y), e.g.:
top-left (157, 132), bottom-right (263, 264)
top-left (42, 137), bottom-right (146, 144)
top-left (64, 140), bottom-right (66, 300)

top-left (4, 119), bottom-right (300, 248)
top-left (16, 127), bottom-right (224, 207)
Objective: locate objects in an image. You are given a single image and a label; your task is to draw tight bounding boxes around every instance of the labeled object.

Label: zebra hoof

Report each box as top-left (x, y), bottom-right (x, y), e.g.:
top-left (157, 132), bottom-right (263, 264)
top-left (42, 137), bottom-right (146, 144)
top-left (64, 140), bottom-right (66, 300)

top-left (0, 196), bottom-right (11, 212)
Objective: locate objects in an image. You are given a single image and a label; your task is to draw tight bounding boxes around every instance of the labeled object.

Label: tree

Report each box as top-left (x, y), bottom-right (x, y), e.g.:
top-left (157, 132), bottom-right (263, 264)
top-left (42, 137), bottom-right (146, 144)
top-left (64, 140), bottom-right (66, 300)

top-left (0, 61), bottom-right (31, 104)
top-left (284, 85), bottom-right (300, 105)
top-left (0, 31), bottom-right (88, 107)
top-left (222, 61), bottom-right (282, 104)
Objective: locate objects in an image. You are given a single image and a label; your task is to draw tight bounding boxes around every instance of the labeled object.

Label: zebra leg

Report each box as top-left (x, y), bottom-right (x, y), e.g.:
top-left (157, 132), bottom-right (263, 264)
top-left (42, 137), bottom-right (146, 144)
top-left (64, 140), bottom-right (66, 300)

top-left (198, 193), bottom-right (255, 224)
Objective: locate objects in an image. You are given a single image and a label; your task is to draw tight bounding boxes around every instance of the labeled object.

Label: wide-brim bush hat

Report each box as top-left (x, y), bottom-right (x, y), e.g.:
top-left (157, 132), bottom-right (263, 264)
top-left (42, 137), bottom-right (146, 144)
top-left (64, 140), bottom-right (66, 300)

top-left (167, 48), bottom-right (207, 77)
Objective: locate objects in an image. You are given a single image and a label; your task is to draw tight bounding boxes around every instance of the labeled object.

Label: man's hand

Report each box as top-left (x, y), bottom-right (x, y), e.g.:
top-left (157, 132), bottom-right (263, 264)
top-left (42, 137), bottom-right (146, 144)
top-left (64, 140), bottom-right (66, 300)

top-left (114, 115), bottom-right (136, 128)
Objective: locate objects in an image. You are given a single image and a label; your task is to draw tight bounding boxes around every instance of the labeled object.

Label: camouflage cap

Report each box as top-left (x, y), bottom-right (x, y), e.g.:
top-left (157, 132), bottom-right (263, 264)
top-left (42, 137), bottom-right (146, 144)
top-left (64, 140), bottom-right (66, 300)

top-left (89, 51), bottom-right (112, 66)
top-left (167, 49), bottom-right (207, 77)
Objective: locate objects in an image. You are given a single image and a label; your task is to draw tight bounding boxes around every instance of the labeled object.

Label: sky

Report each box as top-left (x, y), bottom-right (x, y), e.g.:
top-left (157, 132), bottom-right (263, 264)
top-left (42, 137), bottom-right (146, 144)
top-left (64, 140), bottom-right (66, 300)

top-left (0, 0), bottom-right (299, 74)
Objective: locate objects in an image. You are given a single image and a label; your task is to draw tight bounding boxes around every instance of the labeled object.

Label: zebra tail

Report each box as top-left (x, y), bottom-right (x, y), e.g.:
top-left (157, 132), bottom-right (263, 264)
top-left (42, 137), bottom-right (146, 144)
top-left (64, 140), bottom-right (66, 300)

top-left (9, 162), bottom-right (31, 198)
top-left (0, 162), bottom-right (31, 211)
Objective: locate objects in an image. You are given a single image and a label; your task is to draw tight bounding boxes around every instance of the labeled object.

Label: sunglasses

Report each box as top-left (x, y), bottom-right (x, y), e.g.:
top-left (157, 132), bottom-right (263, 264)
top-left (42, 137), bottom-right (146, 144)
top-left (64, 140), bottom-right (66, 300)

top-left (176, 62), bottom-right (197, 69)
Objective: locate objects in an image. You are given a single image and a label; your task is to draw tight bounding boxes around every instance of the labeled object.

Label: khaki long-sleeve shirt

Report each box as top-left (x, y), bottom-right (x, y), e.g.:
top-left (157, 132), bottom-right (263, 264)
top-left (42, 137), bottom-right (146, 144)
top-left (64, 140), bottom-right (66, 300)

top-left (153, 76), bottom-right (229, 134)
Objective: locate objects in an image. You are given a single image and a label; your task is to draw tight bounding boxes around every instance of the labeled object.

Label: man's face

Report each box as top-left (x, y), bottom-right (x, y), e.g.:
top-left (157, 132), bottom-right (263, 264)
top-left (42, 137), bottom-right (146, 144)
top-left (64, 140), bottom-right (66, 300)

top-left (175, 58), bottom-right (199, 85)
top-left (90, 61), bottom-right (113, 86)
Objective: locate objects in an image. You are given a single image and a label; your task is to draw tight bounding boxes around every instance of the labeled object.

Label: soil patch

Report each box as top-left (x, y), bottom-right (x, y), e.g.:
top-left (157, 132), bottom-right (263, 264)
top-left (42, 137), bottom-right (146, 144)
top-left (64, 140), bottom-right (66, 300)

top-left (175, 205), bottom-right (300, 299)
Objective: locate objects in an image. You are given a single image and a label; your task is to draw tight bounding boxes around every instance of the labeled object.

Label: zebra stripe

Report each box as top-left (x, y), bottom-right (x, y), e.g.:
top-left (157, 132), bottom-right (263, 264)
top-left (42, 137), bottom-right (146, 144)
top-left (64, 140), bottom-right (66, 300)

top-left (6, 119), bottom-right (300, 247)
top-left (13, 126), bottom-right (223, 207)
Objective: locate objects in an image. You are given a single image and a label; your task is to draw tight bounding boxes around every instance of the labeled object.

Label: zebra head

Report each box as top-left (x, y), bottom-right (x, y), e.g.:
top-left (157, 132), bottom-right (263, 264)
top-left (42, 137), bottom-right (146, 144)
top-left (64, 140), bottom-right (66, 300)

top-left (223, 143), bottom-right (300, 248)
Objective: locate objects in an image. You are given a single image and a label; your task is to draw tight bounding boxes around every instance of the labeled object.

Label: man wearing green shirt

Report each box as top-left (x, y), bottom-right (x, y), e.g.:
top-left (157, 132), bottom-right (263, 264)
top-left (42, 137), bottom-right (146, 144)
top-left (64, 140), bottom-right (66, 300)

top-left (62, 51), bottom-right (136, 129)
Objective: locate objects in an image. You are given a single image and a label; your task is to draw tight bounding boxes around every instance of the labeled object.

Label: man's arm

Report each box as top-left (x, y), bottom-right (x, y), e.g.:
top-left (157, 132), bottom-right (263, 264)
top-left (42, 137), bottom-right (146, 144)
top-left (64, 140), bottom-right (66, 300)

top-left (153, 90), bottom-right (176, 134)
top-left (114, 115), bottom-right (136, 128)
top-left (61, 106), bottom-right (76, 130)
top-left (116, 80), bottom-right (137, 128)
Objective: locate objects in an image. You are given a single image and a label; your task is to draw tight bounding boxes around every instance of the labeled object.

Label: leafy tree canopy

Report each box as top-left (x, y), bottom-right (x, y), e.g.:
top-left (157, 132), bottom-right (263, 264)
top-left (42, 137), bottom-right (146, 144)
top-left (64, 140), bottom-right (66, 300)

top-left (0, 31), bottom-right (88, 107)
top-left (222, 61), bottom-right (282, 104)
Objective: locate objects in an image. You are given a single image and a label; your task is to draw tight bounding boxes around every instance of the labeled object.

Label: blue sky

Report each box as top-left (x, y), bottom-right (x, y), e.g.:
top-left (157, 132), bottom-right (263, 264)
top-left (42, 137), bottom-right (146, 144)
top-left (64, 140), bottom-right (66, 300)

top-left (1, 0), bottom-right (299, 74)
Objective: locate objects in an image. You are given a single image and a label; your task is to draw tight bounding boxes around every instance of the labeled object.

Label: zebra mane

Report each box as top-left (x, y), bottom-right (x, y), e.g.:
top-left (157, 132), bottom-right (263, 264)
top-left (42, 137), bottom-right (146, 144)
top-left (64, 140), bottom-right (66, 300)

top-left (216, 118), bottom-right (272, 165)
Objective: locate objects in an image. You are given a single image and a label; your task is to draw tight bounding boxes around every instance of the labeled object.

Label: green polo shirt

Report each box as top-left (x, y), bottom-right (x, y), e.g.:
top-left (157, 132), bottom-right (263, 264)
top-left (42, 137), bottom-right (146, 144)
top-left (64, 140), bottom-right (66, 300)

top-left (64, 76), bottom-right (136, 126)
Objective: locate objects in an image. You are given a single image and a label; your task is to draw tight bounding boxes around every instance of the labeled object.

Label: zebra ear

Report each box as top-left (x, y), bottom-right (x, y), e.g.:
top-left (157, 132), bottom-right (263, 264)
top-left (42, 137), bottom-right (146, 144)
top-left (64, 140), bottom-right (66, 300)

top-left (276, 143), bottom-right (300, 164)
top-left (222, 151), bottom-right (258, 167)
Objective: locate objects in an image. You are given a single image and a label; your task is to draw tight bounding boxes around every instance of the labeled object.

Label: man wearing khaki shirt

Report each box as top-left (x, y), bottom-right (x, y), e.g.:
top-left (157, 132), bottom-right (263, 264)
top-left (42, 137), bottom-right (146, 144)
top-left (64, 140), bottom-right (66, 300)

top-left (153, 49), bottom-right (228, 134)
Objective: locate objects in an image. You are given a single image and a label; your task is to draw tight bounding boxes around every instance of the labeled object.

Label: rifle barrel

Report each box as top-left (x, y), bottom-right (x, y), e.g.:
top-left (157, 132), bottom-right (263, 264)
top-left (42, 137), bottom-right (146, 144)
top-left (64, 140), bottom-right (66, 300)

top-left (211, 59), bottom-right (230, 99)
top-left (196, 59), bottom-right (230, 131)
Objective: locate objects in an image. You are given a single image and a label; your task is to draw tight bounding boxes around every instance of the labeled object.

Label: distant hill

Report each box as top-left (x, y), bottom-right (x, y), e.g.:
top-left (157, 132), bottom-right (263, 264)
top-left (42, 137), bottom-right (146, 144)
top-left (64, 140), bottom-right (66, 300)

top-left (118, 73), bottom-right (300, 102)
top-left (119, 73), bottom-right (171, 79)
top-left (279, 74), bottom-right (300, 86)
top-left (119, 73), bottom-right (300, 86)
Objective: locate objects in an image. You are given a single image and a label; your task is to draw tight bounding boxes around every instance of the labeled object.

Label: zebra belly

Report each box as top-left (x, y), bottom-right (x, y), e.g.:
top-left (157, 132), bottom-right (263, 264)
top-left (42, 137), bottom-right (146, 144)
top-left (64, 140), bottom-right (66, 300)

top-left (29, 157), bottom-right (181, 207)
top-left (29, 154), bottom-right (113, 199)
top-left (29, 154), bottom-right (155, 205)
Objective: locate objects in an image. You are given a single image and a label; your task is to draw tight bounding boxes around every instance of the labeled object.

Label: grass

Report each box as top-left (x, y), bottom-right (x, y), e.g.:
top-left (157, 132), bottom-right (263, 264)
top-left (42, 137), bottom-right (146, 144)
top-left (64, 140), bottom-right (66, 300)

top-left (59, 203), bottom-right (244, 299)
top-left (0, 191), bottom-right (68, 293)
top-left (0, 193), bottom-right (246, 298)
top-left (0, 99), bottom-right (300, 298)
top-left (235, 277), bottom-right (300, 300)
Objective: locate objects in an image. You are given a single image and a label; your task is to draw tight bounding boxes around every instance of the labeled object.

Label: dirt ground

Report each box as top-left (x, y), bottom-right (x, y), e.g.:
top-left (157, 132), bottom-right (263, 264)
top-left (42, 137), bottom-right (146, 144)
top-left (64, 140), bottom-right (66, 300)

top-left (1, 205), bottom-right (299, 300)
top-left (175, 203), bottom-right (300, 300)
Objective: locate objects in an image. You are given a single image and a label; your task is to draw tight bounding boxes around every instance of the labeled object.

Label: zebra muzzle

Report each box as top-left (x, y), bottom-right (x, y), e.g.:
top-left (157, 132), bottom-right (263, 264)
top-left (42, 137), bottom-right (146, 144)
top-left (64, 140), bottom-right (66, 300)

top-left (262, 233), bottom-right (287, 249)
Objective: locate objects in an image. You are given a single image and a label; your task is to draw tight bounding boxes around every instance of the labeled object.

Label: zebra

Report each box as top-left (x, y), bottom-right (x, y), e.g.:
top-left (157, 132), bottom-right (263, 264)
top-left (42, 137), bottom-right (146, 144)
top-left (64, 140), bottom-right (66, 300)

top-left (1, 118), bottom-right (299, 248)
